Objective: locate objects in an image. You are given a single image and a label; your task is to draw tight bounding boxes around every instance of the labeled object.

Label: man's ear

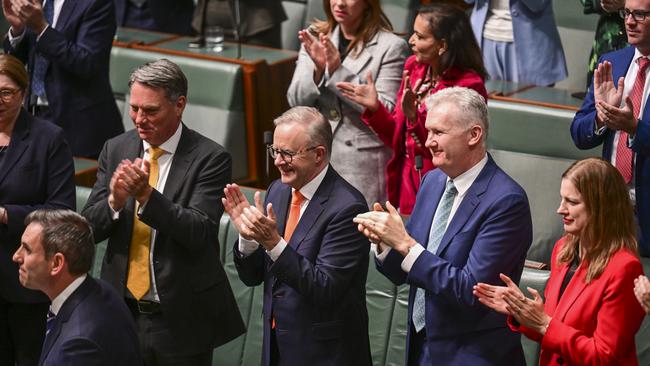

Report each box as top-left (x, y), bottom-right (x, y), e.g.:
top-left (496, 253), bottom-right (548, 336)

top-left (468, 125), bottom-right (483, 147)
top-left (50, 253), bottom-right (66, 277)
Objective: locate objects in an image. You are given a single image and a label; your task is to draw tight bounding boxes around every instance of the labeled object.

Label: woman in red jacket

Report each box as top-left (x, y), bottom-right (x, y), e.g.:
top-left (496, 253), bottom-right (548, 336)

top-left (336, 4), bottom-right (488, 214)
top-left (474, 158), bottom-right (645, 366)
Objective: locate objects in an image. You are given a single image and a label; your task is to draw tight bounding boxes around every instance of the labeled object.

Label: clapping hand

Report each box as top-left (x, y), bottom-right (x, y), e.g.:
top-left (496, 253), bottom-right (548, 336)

top-left (336, 71), bottom-right (380, 112)
top-left (401, 70), bottom-right (423, 124)
top-left (353, 201), bottom-right (416, 256)
top-left (593, 61), bottom-right (625, 129)
top-left (222, 184), bottom-right (280, 249)
top-left (2, 0), bottom-right (23, 34)
top-left (634, 275), bottom-right (650, 314)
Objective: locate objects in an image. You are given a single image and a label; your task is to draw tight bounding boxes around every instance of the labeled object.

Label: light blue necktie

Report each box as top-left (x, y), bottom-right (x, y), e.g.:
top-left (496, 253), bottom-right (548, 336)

top-left (412, 180), bottom-right (457, 332)
top-left (31, 0), bottom-right (54, 99)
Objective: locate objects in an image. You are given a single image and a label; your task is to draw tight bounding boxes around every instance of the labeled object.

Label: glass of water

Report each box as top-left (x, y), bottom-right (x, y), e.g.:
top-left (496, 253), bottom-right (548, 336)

top-left (205, 25), bottom-right (224, 52)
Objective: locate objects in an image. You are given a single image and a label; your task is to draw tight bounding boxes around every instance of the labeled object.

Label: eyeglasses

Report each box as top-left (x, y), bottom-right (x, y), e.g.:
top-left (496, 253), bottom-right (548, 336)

top-left (619, 8), bottom-right (650, 22)
top-left (266, 145), bottom-right (319, 163)
top-left (0, 88), bottom-right (19, 102)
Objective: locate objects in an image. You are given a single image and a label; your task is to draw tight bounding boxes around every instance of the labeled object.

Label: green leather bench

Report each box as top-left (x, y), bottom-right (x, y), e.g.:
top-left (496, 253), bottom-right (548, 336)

top-left (109, 46), bottom-right (249, 182)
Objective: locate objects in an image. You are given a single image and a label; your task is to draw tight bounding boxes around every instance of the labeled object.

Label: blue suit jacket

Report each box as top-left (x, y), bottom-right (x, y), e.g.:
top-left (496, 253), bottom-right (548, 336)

top-left (0, 109), bottom-right (75, 304)
top-left (466, 0), bottom-right (567, 85)
top-left (377, 156), bottom-right (532, 366)
top-left (233, 167), bottom-right (372, 366)
top-left (39, 276), bottom-right (141, 365)
top-left (571, 46), bottom-right (650, 256)
top-left (114, 0), bottom-right (195, 35)
top-left (4, 0), bottom-right (123, 158)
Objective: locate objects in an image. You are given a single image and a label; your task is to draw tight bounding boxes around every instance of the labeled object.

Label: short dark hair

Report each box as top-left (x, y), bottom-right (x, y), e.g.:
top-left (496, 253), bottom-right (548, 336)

top-left (128, 59), bottom-right (188, 102)
top-left (25, 210), bottom-right (95, 276)
top-left (417, 4), bottom-right (488, 80)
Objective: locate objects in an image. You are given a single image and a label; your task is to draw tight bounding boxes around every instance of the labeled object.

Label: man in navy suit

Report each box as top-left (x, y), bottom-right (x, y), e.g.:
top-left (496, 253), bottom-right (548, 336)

top-left (571, 0), bottom-right (650, 256)
top-left (223, 106), bottom-right (372, 366)
top-left (2, 0), bottom-right (123, 158)
top-left (12, 209), bottom-right (140, 365)
top-left (355, 87), bottom-right (532, 366)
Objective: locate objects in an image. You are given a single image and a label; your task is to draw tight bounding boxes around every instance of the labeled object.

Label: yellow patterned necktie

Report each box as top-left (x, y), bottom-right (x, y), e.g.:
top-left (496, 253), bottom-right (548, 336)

top-left (127, 146), bottom-right (165, 300)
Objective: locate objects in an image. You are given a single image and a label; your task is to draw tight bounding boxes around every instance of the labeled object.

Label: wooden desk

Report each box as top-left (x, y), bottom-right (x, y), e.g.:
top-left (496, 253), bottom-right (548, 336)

top-left (74, 157), bottom-right (98, 188)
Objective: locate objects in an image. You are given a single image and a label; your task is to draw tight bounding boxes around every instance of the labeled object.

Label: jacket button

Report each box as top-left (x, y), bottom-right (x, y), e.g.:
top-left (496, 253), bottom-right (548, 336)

top-left (345, 140), bottom-right (352, 146)
top-left (557, 357), bottom-right (564, 364)
top-left (512, 10), bottom-right (519, 17)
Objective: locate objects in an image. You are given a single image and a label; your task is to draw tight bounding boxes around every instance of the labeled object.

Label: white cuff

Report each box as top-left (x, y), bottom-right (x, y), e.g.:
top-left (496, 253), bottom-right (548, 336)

top-left (400, 244), bottom-right (425, 273)
top-left (8, 27), bottom-right (25, 47)
top-left (36, 24), bottom-right (49, 41)
top-left (238, 235), bottom-right (260, 257)
top-left (266, 238), bottom-right (287, 262)
top-left (372, 243), bottom-right (391, 263)
top-left (108, 199), bottom-right (121, 220)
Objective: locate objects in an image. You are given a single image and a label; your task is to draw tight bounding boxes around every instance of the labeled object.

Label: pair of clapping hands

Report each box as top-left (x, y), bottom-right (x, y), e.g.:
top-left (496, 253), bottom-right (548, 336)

top-left (353, 202), bottom-right (552, 335)
top-left (109, 158), bottom-right (153, 211)
top-left (2, 0), bottom-right (49, 35)
top-left (593, 61), bottom-right (639, 135)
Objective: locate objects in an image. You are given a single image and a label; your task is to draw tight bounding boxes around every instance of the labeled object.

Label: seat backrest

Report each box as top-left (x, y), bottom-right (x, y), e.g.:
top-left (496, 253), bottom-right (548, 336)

top-left (110, 47), bottom-right (249, 181)
top-left (75, 186), bottom-right (107, 278)
top-left (281, 1), bottom-right (308, 50)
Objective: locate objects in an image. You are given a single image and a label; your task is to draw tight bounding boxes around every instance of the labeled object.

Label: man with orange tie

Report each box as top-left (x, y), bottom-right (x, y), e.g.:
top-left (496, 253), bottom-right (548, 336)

top-left (223, 106), bottom-right (372, 366)
top-left (572, 0), bottom-right (650, 256)
top-left (81, 59), bottom-right (244, 365)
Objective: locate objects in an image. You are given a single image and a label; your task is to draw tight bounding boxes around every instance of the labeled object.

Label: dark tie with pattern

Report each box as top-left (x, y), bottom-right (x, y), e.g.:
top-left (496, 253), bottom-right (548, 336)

top-left (31, 0), bottom-right (54, 99)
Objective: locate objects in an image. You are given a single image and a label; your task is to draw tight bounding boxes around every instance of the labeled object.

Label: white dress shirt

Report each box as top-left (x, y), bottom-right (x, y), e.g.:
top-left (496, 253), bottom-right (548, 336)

top-left (50, 274), bottom-right (87, 315)
top-left (238, 166), bottom-right (330, 261)
top-left (8, 0), bottom-right (66, 44)
top-left (375, 154), bottom-right (488, 273)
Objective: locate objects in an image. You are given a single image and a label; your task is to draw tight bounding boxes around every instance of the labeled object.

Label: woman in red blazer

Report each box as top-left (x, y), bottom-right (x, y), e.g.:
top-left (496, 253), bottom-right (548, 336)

top-left (474, 158), bottom-right (645, 366)
top-left (336, 4), bottom-right (488, 214)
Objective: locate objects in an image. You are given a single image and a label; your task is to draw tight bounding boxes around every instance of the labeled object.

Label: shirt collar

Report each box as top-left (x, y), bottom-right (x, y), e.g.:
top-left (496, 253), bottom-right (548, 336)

top-left (448, 154), bottom-right (488, 196)
top-left (51, 274), bottom-right (87, 315)
top-left (142, 123), bottom-right (183, 155)
top-left (633, 48), bottom-right (650, 64)
top-left (293, 165), bottom-right (329, 201)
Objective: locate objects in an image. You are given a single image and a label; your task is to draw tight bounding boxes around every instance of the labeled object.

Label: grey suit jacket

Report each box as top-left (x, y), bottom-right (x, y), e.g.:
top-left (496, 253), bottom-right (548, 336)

top-left (81, 125), bottom-right (245, 353)
top-left (287, 27), bottom-right (408, 206)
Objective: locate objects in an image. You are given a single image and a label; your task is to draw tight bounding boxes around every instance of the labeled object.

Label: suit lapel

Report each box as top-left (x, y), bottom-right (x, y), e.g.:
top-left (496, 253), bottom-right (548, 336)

top-left (39, 277), bottom-right (94, 365)
top-left (275, 185), bottom-right (291, 238)
top-left (544, 262), bottom-right (570, 314)
top-left (341, 29), bottom-right (377, 76)
top-left (552, 265), bottom-right (588, 322)
top-left (162, 125), bottom-right (198, 200)
top-left (286, 168), bottom-right (334, 251)
top-left (55, 0), bottom-right (79, 31)
top-left (410, 173), bottom-right (445, 246)
top-left (122, 132), bottom-right (144, 236)
top-left (436, 158), bottom-right (495, 256)
top-left (0, 109), bottom-right (30, 186)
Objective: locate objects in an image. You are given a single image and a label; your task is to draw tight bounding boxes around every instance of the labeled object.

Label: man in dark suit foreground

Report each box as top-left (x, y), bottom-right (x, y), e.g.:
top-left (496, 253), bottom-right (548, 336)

top-left (223, 106), bottom-right (372, 366)
top-left (82, 59), bottom-right (244, 365)
top-left (355, 87), bottom-right (532, 366)
top-left (13, 209), bottom-right (140, 365)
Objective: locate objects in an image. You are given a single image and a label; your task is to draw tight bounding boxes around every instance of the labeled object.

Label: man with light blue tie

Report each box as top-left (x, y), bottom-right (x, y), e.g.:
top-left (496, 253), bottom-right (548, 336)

top-left (354, 87), bottom-right (532, 366)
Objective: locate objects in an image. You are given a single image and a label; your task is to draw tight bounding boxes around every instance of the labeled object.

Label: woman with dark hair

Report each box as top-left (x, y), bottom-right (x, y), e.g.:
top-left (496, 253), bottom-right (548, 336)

top-left (474, 158), bottom-right (645, 366)
top-left (337, 4), bottom-right (487, 214)
top-left (287, 0), bottom-right (408, 207)
top-left (0, 54), bottom-right (75, 366)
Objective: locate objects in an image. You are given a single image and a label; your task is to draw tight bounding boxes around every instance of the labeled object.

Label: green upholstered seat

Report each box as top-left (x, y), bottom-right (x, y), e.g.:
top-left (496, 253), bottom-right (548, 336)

top-left (75, 186), bottom-right (107, 278)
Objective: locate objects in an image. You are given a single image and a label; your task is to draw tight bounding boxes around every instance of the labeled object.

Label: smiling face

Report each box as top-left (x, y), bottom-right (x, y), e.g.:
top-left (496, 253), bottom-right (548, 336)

top-left (330, 0), bottom-right (366, 31)
top-left (625, 0), bottom-right (650, 54)
top-left (408, 14), bottom-right (446, 65)
top-left (129, 82), bottom-right (185, 146)
top-left (424, 102), bottom-right (478, 178)
top-left (557, 178), bottom-right (590, 238)
top-left (0, 74), bottom-right (24, 124)
top-left (272, 122), bottom-right (324, 190)
top-left (13, 223), bottom-right (51, 291)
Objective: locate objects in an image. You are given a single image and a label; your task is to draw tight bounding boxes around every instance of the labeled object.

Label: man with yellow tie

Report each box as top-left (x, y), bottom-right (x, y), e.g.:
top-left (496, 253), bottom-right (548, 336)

top-left (223, 106), bottom-right (372, 366)
top-left (82, 59), bottom-right (244, 365)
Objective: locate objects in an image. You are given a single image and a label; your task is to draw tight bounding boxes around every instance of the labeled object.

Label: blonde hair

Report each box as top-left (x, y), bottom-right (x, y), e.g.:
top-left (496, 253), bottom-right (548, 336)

top-left (557, 158), bottom-right (638, 282)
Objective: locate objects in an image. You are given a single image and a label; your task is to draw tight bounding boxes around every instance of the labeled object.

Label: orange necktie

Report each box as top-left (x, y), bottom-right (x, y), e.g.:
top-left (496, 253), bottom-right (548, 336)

top-left (127, 146), bottom-right (164, 300)
top-left (284, 190), bottom-right (305, 242)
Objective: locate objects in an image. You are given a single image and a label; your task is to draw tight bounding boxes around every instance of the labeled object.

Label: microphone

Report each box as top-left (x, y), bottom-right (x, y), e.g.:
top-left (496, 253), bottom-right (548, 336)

top-left (188, 0), bottom-right (209, 48)
top-left (263, 131), bottom-right (273, 177)
top-left (414, 155), bottom-right (423, 183)
top-left (232, 0), bottom-right (242, 59)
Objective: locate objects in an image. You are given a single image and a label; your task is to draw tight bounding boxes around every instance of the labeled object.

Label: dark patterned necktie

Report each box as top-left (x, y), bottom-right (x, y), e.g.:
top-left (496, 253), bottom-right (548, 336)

top-left (31, 0), bottom-right (54, 99)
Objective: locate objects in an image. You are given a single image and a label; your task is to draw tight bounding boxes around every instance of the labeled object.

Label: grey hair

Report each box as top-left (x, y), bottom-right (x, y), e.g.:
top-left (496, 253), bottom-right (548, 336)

top-left (425, 87), bottom-right (489, 141)
top-left (273, 106), bottom-right (332, 158)
top-left (25, 210), bottom-right (95, 276)
top-left (128, 59), bottom-right (188, 102)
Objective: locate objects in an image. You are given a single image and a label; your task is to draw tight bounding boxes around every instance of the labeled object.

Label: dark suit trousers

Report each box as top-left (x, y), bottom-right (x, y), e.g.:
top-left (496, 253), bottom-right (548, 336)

top-left (408, 328), bottom-right (431, 366)
top-left (0, 299), bottom-right (48, 366)
top-left (127, 304), bottom-right (212, 366)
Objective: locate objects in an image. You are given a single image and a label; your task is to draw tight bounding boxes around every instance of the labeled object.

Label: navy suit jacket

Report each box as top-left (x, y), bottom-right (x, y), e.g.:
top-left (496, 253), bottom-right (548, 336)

top-left (4, 0), bottom-right (123, 158)
top-left (0, 109), bottom-right (75, 304)
top-left (39, 276), bottom-right (141, 365)
top-left (114, 0), bottom-right (195, 35)
top-left (82, 126), bottom-right (245, 353)
top-left (233, 167), bottom-right (372, 366)
top-left (377, 156), bottom-right (532, 366)
top-left (571, 46), bottom-right (650, 256)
